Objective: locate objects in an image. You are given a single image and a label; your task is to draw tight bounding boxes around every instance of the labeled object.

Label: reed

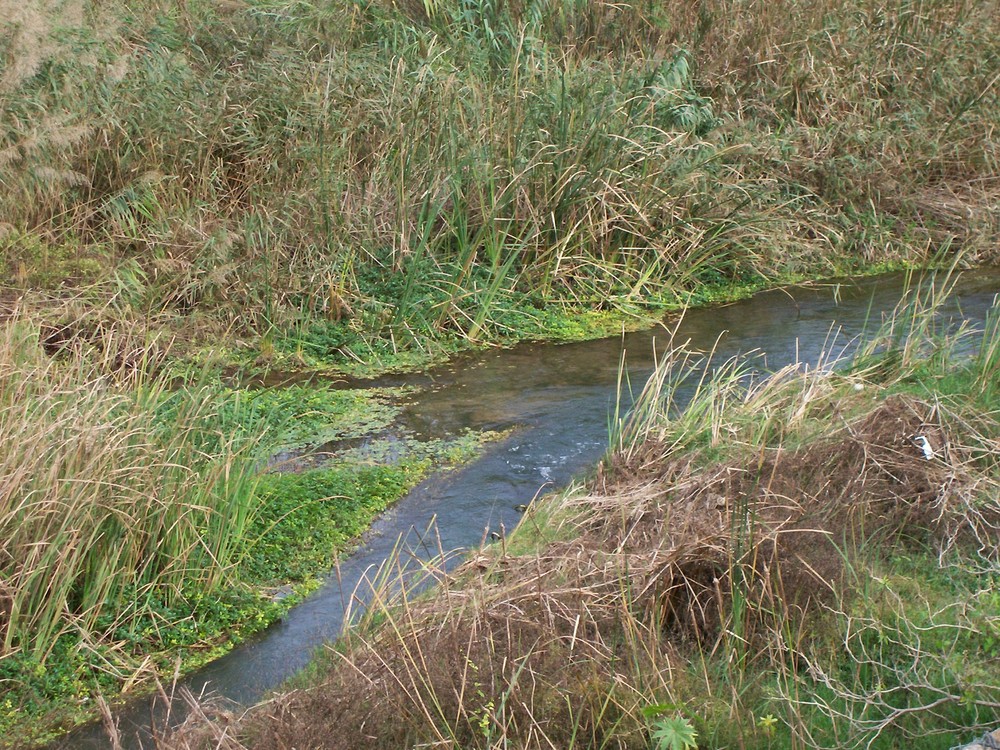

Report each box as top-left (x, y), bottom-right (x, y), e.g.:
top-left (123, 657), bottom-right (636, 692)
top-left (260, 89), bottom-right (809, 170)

top-left (0, 315), bottom-right (262, 728)
top-left (4, 0), bottom-right (995, 367)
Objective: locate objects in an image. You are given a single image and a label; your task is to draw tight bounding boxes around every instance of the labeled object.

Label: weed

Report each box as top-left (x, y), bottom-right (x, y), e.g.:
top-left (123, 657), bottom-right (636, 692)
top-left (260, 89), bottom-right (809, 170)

top-left (650, 715), bottom-right (699, 750)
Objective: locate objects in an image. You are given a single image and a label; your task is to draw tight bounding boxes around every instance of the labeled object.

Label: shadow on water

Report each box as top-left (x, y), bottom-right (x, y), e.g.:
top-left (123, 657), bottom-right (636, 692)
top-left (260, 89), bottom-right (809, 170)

top-left (55, 271), bottom-right (1000, 749)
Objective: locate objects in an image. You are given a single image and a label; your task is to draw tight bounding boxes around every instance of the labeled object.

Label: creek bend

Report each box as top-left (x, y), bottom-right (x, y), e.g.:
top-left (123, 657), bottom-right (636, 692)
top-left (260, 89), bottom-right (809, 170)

top-left (55, 271), bottom-right (1000, 749)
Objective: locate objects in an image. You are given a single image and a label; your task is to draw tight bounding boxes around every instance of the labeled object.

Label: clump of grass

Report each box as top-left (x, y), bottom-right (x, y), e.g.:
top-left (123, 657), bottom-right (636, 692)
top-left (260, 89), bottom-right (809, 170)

top-left (0, 315), bottom-right (263, 735)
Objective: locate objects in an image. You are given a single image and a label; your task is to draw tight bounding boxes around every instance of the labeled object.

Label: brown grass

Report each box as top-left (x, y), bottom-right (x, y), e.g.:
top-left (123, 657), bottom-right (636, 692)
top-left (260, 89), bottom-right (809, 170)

top-left (3, 0), bottom-right (998, 358)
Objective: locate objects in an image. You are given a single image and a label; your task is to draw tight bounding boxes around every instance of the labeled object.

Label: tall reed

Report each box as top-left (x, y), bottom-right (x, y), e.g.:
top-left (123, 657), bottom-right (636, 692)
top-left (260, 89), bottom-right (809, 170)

top-left (0, 317), bottom-right (260, 672)
top-left (7, 0), bottom-right (994, 361)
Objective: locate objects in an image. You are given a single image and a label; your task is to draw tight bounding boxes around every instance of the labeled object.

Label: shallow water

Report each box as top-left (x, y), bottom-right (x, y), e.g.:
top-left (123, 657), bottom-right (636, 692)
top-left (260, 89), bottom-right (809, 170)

top-left (55, 270), bottom-right (1000, 748)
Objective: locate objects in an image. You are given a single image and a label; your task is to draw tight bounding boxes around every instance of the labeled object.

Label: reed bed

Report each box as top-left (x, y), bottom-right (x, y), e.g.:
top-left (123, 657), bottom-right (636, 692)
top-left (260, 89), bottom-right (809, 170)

top-left (2, 0), bottom-right (997, 362)
top-left (0, 315), bottom-right (260, 729)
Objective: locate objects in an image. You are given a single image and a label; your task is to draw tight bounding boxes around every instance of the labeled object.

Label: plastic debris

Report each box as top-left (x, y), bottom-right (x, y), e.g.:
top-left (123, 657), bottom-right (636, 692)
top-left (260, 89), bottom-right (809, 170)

top-left (912, 434), bottom-right (935, 460)
top-left (952, 728), bottom-right (1000, 750)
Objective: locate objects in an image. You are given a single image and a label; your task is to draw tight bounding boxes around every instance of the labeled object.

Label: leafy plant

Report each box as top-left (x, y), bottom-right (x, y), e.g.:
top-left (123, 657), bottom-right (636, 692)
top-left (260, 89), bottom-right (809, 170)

top-left (650, 716), bottom-right (699, 750)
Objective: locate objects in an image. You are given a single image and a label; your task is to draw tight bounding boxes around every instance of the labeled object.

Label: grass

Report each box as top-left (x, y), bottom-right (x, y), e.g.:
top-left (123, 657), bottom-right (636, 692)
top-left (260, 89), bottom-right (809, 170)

top-left (1, 0), bottom-right (998, 744)
top-left (2, 0), bottom-right (997, 374)
top-left (157, 278), bottom-right (1000, 750)
top-left (0, 317), bottom-right (262, 739)
top-left (0, 312), bottom-right (498, 744)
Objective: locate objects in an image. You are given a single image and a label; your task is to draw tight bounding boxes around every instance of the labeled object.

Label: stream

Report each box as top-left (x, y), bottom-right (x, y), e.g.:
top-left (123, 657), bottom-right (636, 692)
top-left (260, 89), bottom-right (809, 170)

top-left (55, 270), bottom-right (1000, 749)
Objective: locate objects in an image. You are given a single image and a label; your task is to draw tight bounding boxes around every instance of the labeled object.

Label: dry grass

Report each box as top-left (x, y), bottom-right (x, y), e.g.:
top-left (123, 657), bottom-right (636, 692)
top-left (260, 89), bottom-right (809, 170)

top-left (0, 312), bottom-right (260, 694)
top-left (2, 0), bottom-right (997, 356)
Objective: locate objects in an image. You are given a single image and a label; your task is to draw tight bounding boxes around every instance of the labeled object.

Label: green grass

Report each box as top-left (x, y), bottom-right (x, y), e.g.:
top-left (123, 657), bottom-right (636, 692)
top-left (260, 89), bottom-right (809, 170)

top-left (270, 298), bottom-right (667, 373)
top-left (0, 318), bottom-right (495, 744)
top-left (690, 551), bottom-right (1000, 750)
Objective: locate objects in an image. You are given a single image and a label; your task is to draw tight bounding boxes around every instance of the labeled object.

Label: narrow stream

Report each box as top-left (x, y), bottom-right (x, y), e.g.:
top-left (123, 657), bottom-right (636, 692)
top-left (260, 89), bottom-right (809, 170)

top-left (56, 271), bottom-right (1000, 748)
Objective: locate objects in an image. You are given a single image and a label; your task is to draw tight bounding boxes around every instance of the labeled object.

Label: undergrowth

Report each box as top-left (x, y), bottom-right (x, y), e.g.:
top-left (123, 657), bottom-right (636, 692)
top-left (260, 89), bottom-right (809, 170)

top-left (2, 0), bottom-right (997, 373)
top-left (0, 316), bottom-right (488, 744)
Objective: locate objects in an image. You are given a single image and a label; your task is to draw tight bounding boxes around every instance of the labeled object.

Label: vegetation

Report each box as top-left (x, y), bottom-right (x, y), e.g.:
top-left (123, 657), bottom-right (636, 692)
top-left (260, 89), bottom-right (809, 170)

top-left (157, 280), bottom-right (1000, 750)
top-left (2, 0), bottom-right (997, 373)
top-left (0, 317), bottom-right (492, 743)
top-left (1, 0), bottom-right (998, 744)
top-left (0, 319), bottom-right (261, 739)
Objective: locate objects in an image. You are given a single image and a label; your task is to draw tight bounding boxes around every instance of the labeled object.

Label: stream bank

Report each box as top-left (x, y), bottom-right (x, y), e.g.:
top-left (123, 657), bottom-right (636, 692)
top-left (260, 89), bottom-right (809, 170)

top-left (57, 269), bottom-right (1000, 749)
top-left (158, 269), bottom-right (1000, 750)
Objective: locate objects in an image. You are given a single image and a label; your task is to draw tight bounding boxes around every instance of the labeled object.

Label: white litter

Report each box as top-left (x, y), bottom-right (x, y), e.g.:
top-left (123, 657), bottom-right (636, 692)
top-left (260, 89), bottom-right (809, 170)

top-left (912, 435), bottom-right (935, 460)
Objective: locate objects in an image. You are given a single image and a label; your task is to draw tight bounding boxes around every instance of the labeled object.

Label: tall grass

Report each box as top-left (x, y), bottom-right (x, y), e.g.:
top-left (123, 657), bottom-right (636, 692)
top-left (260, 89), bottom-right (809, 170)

top-left (0, 316), bottom-right (260, 680)
top-left (3, 0), bottom-right (996, 363)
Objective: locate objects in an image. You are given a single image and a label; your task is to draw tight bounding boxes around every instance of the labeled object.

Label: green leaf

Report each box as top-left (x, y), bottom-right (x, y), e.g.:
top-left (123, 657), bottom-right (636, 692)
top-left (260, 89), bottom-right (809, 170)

top-left (650, 716), bottom-right (699, 750)
top-left (641, 702), bottom-right (682, 719)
